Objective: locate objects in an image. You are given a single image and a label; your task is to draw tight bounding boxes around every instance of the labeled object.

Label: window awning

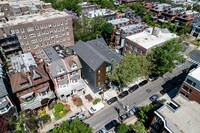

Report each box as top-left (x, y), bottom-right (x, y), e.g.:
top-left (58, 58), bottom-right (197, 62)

top-left (37, 86), bottom-right (48, 93)
top-left (20, 92), bottom-right (34, 99)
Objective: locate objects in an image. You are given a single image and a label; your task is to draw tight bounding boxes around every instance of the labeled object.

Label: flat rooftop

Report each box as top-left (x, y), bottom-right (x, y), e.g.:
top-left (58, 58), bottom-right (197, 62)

top-left (86, 9), bottom-right (115, 18)
top-left (10, 52), bottom-right (37, 73)
top-left (126, 27), bottom-right (178, 49)
top-left (156, 94), bottom-right (200, 133)
top-left (0, 10), bottom-right (69, 27)
top-left (188, 66), bottom-right (200, 81)
top-left (108, 18), bottom-right (129, 25)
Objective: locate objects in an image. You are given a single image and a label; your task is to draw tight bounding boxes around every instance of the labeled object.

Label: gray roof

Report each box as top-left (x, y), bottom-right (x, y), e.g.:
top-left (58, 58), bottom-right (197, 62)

top-left (0, 78), bottom-right (8, 97)
top-left (48, 59), bottom-right (67, 78)
top-left (72, 38), bottom-right (121, 71)
top-left (43, 47), bottom-right (60, 61)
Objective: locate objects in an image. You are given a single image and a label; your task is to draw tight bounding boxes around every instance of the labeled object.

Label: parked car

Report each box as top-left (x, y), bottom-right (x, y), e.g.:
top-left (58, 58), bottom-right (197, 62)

top-left (76, 113), bottom-right (86, 120)
top-left (139, 80), bottom-right (148, 86)
top-left (148, 75), bottom-right (158, 82)
top-left (95, 128), bottom-right (107, 133)
top-left (118, 113), bottom-right (129, 122)
top-left (89, 102), bottom-right (104, 114)
top-left (128, 84), bottom-right (139, 93)
top-left (149, 94), bottom-right (159, 102)
top-left (127, 107), bottom-right (139, 117)
top-left (118, 91), bottom-right (129, 99)
top-left (107, 97), bottom-right (118, 105)
top-left (105, 120), bottom-right (119, 131)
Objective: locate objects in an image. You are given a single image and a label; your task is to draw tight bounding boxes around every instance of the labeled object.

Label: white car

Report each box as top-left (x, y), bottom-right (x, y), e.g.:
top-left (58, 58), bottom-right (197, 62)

top-left (89, 102), bottom-right (104, 114)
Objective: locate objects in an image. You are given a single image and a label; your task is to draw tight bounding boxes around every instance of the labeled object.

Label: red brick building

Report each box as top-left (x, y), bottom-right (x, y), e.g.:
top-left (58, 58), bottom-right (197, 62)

top-left (178, 67), bottom-right (200, 104)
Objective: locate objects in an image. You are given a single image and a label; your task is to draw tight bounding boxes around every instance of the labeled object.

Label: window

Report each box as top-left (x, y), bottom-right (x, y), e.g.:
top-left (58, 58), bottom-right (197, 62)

top-left (27, 46), bottom-right (30, 50)
top-left (11, 30), bottom-right (15, 34)
top-left (15, 29), bottom-right (19, 33)
top-left (182, 85), bottom-right (189, 91)
top-left (98, 76), bottom-right (100, 80)
top-left (98, 70), bottom-right (101, 74)
top-left (25, 41), bottom-right (29, 45)
top-left (35, 26), bottom-right (39, 30)
top-left (39, 38), bottom-right (42, 42)
top-left (186, 79), bottom-right (193, 85)
top-left (98, 82), bottom-right (101, 86)
top-left (23, 35), bottom-right (27, 39)
top-left (192, 82), bottom-right (196, 87)
top-left (31, 39), bottom-right (37, 44)
top-left (37, 32), bottom-right (41, 36)
top-left (20, 28), bottom-right (25, 33)
top-left (18, 36), bottom-right (21, 40)
top-left (40, 43), bottom-right (43, 47)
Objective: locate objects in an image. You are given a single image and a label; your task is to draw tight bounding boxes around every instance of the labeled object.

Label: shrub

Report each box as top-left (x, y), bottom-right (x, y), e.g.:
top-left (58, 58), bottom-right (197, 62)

top-left (39, 108), bottom-right (46, 117)
top-left (192, 40), bottom-right (199, 46)
top-left (53, 103), bottom-right (69, 120)
top-left (93, 98), bottom-right (101, 105)
top-left (54, 103), bottom-right (64, 112)
top-left (40, 114), bottom-right (51, 124)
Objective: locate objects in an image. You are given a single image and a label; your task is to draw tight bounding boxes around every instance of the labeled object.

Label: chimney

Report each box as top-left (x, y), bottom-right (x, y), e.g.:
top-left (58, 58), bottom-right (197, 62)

top-left (152, 26), bottom-right (155, 35)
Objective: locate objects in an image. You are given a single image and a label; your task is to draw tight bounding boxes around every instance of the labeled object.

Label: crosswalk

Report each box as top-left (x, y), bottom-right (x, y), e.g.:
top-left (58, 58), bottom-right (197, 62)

top-left (186, 57), bottom-right (200, 65)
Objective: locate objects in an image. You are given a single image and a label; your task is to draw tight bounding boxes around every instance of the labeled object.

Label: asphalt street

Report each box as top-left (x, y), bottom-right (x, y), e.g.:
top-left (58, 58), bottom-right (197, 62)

top-left (84, 62), bottom-right (191, 132)
top-left (188, 49), bottom-right (200, 64)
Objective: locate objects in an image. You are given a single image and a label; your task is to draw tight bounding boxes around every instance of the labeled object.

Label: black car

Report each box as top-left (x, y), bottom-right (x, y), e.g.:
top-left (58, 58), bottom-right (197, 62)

top-left (139, 80), bottom-right (148, 87)
top-left (118, 91), bottom-right (129, 99)
top-left (107, 97), bottom-right (118, 105)
top-left (118, 113), bottom-right (129, 122)
top-left (105, 120), bottom-right (119, 131)
top-left (160, 90), bottom-right (166, 95)
top-left (149, 94), bottom-right (159, 102)
top-left (128, 84), bottom-right (139, 93)
top-left (148, 75), bottom-right (158, 82)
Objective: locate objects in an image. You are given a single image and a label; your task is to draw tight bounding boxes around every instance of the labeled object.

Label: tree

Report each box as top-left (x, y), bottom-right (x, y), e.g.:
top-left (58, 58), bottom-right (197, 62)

top-left (73, 16), bottom-right (114, 43)
top-left (138, 104), bottom-right (155, 123)
top-left (88, 0), bottom-right (114, 9)
top-left (51, 119), bottom-right (93, 133)
top-left (109, 54), bottom-right (152, 86)
top-left (42, 0), bottom-right (82, 14)
top-left (116, 123), bottom-right (130, 133)
top-left (131, 121), bottom-right (146, 133)
top-left (128, 4), bottom-right (147, 17)
top-left (149, 39), bottom-right (185, 76)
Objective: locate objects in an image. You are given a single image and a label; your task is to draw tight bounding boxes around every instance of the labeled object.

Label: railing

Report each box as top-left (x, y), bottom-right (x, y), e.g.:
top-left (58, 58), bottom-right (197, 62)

top-left (20, 91), bottom-right (55, 110)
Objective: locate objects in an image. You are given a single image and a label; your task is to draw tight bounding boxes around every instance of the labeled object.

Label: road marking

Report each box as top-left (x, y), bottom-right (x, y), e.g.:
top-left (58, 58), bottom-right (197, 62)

top-left (186, 57), bottom-right (200, 65)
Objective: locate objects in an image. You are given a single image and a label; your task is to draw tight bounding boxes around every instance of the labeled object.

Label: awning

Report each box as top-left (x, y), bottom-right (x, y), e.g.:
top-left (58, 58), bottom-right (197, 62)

top-left (37, 86), bottom-right (48, 93)
top-left (0, 101), bottom-right (9, 109)
top-left (20, 92), bottom-right (34, 99)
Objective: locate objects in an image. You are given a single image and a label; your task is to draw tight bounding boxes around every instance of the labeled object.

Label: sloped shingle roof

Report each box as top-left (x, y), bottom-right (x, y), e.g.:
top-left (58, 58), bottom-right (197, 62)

top-left (72, 38), bottom-right (121, 71)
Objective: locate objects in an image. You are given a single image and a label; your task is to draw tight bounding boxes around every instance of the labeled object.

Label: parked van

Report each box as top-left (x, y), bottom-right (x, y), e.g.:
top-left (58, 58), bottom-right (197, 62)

top-left (89, 102), bottom-right (104, 114)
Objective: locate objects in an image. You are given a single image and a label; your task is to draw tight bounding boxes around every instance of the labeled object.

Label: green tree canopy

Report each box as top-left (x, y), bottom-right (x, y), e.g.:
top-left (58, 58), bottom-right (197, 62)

top-left (74, 16), bottom-right (114, 43)
top-left (42, 0), bottom-right (82, 14)
top-left (88, 0), bottom-right (114, 8)
top-left (128, 4), bottom-right (147, 16)
top-left (131, 121), bottom-right (146, 133)
top-left (116, 123), bottom-right (130, 133)
top-left (109, 54), bottom-right (152, 86)
top-left (51, 119), bottom-right (92, 133)
top-left (149, 39), bottom-right (184, 76)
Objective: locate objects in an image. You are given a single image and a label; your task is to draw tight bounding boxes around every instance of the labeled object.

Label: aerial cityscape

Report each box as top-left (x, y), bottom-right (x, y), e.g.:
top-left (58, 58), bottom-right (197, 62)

top-left (0, 0), bottom-right (200, 133)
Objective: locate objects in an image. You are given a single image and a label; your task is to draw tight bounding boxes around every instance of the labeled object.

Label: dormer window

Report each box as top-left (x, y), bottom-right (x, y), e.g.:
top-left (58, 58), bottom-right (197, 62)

top-left (70, 62), bottom-right (78, 70)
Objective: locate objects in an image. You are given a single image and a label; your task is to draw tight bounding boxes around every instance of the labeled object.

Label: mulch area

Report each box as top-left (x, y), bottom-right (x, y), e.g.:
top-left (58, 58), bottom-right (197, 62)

top-left (85, 94), bottom-right (93, 102)
top-left (72, 95), bottom-right (83, 106)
